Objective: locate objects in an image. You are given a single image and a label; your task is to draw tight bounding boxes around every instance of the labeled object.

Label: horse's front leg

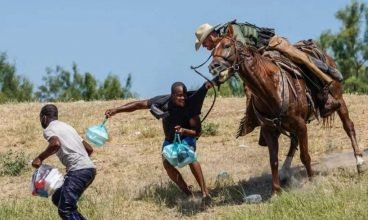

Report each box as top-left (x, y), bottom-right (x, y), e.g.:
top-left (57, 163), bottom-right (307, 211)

top-left (336, 97), bottom-right (365, 173)
top-left (261, 127), bottom-right (281, 195)
top-left (280, 132), bottom-right (298, 181)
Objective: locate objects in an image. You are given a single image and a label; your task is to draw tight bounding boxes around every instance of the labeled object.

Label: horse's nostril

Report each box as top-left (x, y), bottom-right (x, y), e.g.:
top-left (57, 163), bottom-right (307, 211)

top-left (209, 63), bottom-right (220, 70)
top-left (209, 66), bottom-right (215, 74)
top-left (213, 63), bottom-right (221, 68)
top-left (209, 62), bottom-right (224, 75)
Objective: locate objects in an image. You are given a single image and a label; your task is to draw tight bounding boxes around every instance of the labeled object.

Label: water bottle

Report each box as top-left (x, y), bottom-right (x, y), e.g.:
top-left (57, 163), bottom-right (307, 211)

top-left (178, 150), bottom-right (189, 163)
top-left (35, 179), bottom-right (45, 189)
top-left (243, 194), bottom-right (262, 204)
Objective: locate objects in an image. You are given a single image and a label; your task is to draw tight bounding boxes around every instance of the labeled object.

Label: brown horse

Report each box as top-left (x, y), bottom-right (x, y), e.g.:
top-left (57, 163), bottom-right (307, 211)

top-left (209, 26), bottom-right (364, 195)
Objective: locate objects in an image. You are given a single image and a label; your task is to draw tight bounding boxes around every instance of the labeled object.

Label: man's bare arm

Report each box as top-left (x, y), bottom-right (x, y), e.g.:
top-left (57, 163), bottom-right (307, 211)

top-left (105, 100), bottom-right (149, 117)
top-left (32, 136), bottom-right (61, 168)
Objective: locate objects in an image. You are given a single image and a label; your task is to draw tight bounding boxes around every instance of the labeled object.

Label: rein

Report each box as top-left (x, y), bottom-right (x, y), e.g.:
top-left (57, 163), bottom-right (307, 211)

top-left (191, 54), bottom-right (217, 124)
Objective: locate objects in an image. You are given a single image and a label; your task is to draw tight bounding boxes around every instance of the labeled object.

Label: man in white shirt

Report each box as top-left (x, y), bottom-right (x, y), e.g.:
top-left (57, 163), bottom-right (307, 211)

top-left (32, 104), bottom-right (96, 220)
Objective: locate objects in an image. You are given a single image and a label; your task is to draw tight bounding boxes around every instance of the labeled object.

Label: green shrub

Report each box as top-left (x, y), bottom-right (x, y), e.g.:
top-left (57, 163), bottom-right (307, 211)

top-left (0, 149), bottom-right (29, 176)
top-left (201, 122), bottom-right (219, 136)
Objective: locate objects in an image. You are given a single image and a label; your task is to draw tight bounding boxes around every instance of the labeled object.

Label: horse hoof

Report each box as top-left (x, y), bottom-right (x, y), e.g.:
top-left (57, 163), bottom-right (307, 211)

top-left (279, 172), bottom-right (289, 183)
top-left (357, 156), bottom-right (366, 174)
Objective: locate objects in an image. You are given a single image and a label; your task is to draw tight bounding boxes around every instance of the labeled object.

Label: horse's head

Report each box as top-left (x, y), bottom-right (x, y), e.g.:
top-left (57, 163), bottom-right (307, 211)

top-left (209, 25), bottom-right (243, 83)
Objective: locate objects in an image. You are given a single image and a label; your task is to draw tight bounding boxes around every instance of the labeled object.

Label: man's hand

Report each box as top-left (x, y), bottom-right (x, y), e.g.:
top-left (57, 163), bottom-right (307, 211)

top-left (174, 125), bottom-right (185, 135)
top-left (205, 78), bottom-right (218, 89)
top-left (31, 157), bottom-right (42, 168)
top-left (83, 140), bottom-right (93, 156)
top-left (205, 81), bottom-right (213, 89)
top-left (105, 109), bottom-right (117, 118)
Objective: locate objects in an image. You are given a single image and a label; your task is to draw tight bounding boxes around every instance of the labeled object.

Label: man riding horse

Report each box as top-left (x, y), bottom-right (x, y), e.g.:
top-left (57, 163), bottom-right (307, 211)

top-left (204, 24), bottom-right (364, 194)
top-left (195, 20), bottom-right (342, 118)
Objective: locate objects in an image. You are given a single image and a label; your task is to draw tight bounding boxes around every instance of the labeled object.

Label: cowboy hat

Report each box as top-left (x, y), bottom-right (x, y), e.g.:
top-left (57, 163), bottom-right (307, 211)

top-left (195, 23), bottom-right (220, 51)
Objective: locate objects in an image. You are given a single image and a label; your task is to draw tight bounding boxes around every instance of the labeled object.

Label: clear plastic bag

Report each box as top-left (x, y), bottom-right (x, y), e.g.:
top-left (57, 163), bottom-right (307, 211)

top-left (31, 164), bottom-right (64, 198)
top-left (162, 134), bottom-right (197, 168)
top-left (86, 117), bottom-right (109, 147)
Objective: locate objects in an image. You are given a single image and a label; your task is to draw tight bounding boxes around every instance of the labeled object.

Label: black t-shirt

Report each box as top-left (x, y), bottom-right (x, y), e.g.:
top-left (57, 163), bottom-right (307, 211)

top-left (147, 83), bottom-right (208, 141)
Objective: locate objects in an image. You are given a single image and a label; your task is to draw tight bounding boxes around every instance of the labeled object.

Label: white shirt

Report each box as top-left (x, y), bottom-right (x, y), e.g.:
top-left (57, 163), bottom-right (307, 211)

top-left (43, 120), bottom-right (95, 172)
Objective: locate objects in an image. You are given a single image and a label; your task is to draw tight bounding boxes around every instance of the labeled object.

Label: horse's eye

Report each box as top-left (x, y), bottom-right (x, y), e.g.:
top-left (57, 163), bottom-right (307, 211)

top-left (224, 44), bottom-right (231, 49)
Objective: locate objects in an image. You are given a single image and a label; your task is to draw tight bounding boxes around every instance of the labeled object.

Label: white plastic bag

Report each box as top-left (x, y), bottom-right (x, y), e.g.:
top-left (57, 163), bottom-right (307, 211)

top-left (31, 164), bottom-right (64, 198)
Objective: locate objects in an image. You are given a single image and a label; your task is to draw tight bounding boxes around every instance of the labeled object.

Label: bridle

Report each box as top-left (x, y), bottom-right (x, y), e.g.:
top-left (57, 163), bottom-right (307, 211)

top-left (190, 37), bottom-right (243, 124)
top-left (211, 36), bottom-right (245, 74)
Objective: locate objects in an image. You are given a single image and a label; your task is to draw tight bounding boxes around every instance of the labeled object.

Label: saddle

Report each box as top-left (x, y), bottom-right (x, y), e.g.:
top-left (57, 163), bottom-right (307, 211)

top-left (236, 39), bottom-right (334, 139)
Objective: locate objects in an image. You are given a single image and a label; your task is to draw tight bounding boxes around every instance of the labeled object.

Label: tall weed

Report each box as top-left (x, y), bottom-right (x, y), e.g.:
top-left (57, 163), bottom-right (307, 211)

top-left (0, 149), bottom-right (29, 176)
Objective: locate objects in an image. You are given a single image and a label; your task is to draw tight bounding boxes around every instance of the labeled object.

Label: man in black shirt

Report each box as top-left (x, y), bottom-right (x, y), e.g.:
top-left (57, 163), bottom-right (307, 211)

top-left (105, 81), bottom-right (214, 200)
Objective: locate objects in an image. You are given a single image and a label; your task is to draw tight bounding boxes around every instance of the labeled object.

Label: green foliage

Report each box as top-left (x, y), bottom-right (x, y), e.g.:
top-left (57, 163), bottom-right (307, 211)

top-left (98, 74), bottom-right (124, 100)
top-left (36, 64), bottom-right (135, 101)
top-left (207, 74), bottom-right (244, 97)
top-left (0, 53), bottom-right (136, 102)
top-left (0, 149), bottom-right (29, 176)
top-left (201, 122), bottom-right (219, 136)
top-left (0, 53), bottom-right (34, 103)
top-left (35, 64), bottom-right (84, 101)
top-left (319, 0), bottom-right (368, 93)
top-left (230, 173), bottom-right (368, 220)
top-left (228, 74), bottom-right (245, 96)
top-left (207, 82), bottom-right (232, 97)
top-left (83, 72), bottom-right (99, 100)
top-left (344, 73), bottom-right (368, 93)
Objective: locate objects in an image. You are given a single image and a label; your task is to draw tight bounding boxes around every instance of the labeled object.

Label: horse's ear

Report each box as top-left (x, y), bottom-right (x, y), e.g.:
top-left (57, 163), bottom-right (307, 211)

top-left (226, 24), bottom-right (234, 38)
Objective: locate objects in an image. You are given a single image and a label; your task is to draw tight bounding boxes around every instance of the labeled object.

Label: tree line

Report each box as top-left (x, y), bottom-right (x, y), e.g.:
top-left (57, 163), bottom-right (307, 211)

top-left (0, 54), bottom-right (134, 103)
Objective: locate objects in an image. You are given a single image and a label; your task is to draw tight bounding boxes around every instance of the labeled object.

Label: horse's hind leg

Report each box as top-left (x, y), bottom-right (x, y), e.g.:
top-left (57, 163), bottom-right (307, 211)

top-left (295, 120), bottom-right (313, 179)
top-left (336, 97), bottom-right (365, 173)
top-left (280, 132), bottom-right (298, 181)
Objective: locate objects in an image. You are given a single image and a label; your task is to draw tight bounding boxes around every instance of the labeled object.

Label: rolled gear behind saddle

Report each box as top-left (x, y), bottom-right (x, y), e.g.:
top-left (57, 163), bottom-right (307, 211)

top-left (294, 39), bottom-right (343, 82)
top-left (267, 36), bottom-right (333, 84)
top-left (309, 57), bottom-right (343, 82)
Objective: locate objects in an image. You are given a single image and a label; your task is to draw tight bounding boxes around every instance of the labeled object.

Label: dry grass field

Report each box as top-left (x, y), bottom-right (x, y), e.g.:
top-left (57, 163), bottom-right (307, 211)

top-left (0, 94), bottom-right (367, 219)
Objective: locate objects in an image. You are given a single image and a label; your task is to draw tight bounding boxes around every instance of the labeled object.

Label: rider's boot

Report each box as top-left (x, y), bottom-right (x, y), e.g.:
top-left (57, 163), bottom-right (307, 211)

top-left (319, 82), bottom-right (341, 118)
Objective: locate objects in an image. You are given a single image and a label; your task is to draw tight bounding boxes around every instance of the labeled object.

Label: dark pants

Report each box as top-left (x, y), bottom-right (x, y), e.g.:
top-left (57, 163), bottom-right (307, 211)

top-left (52, 168), bottom-right (96, 220)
